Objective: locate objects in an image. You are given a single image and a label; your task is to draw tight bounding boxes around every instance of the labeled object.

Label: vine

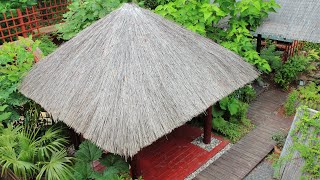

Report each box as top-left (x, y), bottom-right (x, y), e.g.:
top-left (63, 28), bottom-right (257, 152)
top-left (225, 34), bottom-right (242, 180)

top-left (274, 106), bottom-right (320, 179)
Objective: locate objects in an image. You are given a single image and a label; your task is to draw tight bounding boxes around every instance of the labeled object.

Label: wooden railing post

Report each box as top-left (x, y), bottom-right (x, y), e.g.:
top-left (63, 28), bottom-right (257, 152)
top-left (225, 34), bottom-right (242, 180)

top-left (16, 9), bottom-right (27, 38)
top-left (256, 34), bottom-right (262, 54)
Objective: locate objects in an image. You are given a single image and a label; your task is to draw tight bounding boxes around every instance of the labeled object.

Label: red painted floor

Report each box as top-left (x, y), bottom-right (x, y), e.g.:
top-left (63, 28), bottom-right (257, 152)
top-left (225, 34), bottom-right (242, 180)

top-left (136, 125), bottom-right (229, 180)
top-left (93, 125), bottom-right (229, 180)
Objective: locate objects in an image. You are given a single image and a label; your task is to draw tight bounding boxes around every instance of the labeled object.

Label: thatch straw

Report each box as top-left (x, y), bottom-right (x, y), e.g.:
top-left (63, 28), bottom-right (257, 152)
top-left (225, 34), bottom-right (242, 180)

top-left (256, 0), bottom-right (320, 43)
top-left (20, 3), bottom-right (259, 157)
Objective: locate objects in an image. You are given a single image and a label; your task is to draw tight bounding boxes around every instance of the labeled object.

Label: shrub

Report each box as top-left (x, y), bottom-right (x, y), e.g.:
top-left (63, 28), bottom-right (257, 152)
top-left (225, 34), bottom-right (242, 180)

top-left (0, 37), bottom-right (39, 123)
top-left (260, 42), bottom-right (283, 71)
top-left (38, 35), bottom-right (58, 56)
top-left (284, 83), bottom-right (320, 115)
top-left (284, 90), bottom-right (298, 116)
top-left (212, 95), bottom-right (253, 142)
top-left (271, 132), bottom-right (287, 150)
top-left (274, 54), bottom-right (312, 89)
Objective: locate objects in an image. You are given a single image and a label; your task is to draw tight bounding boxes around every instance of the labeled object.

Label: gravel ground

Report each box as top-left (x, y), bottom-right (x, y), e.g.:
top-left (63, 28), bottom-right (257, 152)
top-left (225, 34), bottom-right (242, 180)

top-left (244, 160), bottom-right (274, 180)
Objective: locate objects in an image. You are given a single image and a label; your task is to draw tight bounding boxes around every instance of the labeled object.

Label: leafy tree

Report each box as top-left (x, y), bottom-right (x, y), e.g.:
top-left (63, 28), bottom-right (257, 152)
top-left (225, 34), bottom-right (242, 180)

top-left (155, 0), bottom-right (279, 73)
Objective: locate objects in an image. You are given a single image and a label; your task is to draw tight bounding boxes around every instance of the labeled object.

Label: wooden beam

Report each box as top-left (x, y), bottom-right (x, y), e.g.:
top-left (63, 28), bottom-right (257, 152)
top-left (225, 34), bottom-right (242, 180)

top-left (256, 34), bottom-right (262, 54)
top-left (130, 154), bottom-right (142, 179)
top-left (203, 106), bottom-right (212, 144)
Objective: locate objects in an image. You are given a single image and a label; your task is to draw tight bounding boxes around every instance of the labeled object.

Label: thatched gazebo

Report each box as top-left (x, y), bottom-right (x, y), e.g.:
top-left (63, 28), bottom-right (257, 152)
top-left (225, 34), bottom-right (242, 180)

top-left (20, 3), bottom-right (258, 177)
top-left (256, 0), bottom-right (320, 43)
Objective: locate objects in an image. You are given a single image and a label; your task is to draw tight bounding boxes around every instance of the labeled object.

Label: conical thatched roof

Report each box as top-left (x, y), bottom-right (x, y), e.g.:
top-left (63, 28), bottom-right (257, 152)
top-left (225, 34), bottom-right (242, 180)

top-left (20, 3), bottom-right (258, 157)
top-left (256, 0), bottom-right (320, 43)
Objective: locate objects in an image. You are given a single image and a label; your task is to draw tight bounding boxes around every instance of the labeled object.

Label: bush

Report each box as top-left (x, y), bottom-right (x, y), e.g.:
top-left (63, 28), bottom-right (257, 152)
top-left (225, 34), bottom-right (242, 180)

top-left (260, 43), bottom-right (283, 71)
top-left (38, 35), bottom-right (58, 56)
top-left (57, 0), bottom-right (126, 40)
top-left (284, 83), bottom-right (320, 115)
top-left (271, 132), bottom-right (287, 150)
top-left (274, 54), bottom-right (312, 89)
top-left (212, 95), bottom-right (253, 142)
top-left (0, 37), bottom-right (39, 123)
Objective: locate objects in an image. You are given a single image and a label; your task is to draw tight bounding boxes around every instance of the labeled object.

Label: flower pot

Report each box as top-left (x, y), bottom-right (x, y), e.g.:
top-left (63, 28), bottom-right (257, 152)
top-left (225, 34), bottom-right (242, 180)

top-left (274, 145), bottom-right (282, 155)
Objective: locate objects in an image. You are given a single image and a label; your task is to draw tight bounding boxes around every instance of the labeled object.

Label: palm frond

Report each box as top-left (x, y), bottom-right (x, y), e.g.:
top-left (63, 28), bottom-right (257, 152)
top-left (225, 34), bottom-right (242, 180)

top-left (36, 150), bottom-right (74, 180)
top-left (0, 146), bottom-right (38, 179)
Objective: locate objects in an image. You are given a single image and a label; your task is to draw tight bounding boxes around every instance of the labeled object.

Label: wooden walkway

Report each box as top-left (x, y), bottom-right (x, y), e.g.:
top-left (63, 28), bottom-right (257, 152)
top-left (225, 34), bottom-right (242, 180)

top-left (194, 88), bottom-right (293, 180)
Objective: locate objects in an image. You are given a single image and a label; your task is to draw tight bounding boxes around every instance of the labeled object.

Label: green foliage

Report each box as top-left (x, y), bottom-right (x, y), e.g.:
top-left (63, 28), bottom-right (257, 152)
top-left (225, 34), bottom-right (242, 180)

top-left (155, 0), bottom-right (227, 35)
top-left (274, 54), bottom-right (313, 89)
top-left (284, 90), bottom-right (298, 116)
top-left (232, 85), bottom-right (256, 103)
top-left (155, 0), bottom-right (277, 73)
top-left (275, 107), bottom-right (320, 179)
top-left (57, 0), bottom-right (125, 40)
top-left (73, 140), bottom-right (131, 180)
top-left (37, 35), bottom-right (58, 56)
top-left (143, 0), bottom-right (159, 9)
top-left (0, 37), bottom-right (38, 123)
top-left (302, 42), bottom-right (320, 51)
top-left (212, 93), bottom-right (253, 142)
top-left (0, 0), bottom-right (37, 13)
top-left (284, 83), bottom-right (320, 115)
top-left (0, 125), bottom-right (73, 180)
top-left (260, 42), bottom-right (283, 71)
top-left (271, 131), bottom-right (287, 150)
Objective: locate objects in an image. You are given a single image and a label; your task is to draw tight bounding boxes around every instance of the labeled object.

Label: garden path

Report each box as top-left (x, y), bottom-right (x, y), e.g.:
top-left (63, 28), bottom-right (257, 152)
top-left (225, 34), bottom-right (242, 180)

top-left (194, 88), bottom-right (293, 180)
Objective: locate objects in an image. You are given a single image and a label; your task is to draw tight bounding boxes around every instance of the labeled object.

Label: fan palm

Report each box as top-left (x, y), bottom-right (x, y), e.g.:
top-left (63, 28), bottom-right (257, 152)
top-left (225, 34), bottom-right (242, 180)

top-left (0, 125), bottom-right (74, 180)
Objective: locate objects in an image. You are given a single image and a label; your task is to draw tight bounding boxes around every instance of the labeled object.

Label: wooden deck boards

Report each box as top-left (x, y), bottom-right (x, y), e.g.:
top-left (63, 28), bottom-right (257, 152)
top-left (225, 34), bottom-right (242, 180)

top-left (194, 89), bottom-right (292, 180)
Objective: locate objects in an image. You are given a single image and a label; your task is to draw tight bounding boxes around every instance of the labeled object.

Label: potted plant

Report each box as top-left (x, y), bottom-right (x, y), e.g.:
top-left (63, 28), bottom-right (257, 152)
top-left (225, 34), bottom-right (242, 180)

top-left (272, 132), bottom-right (287, 155)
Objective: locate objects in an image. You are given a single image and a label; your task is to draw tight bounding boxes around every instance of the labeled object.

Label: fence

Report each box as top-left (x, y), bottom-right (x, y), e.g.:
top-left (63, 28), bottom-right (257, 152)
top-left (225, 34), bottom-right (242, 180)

top-left (0, 0), bottom-right (71, 44)
top-left (282, 40), bottom-right (304, 61)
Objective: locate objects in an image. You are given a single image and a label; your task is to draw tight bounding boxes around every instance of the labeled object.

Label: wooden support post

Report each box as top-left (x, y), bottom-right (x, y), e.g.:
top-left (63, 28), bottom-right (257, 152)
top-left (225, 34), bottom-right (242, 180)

top-left (203, 106), bottom-right (212, 144)
top-left (256, 34), bottom-right (262, 54)
top-left (130, 154), bottom-right (142, 179)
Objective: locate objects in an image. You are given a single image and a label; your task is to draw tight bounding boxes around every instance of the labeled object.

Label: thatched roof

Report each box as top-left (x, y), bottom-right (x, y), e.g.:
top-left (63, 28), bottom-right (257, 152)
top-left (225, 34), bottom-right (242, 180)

top-left (256, 0), bottom-right (320, 43)
top-left (20, 3), bottom-right (258, 157)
